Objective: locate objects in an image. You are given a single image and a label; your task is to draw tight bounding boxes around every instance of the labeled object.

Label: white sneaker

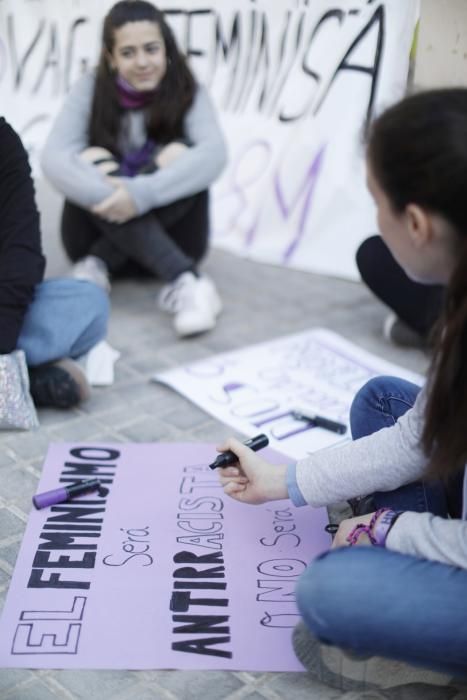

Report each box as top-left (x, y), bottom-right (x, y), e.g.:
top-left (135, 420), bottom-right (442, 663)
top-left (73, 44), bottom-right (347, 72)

top-left (71, 255), bottom-right (111, 292)
top-left (158, 271), bottom-right (222, 337)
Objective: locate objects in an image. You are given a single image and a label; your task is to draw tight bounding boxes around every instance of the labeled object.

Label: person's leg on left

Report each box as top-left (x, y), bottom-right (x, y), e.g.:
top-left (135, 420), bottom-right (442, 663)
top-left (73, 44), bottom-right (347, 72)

top-left (294, 547), bottom-right (467, 690)
top-left (18, 278), bottom-right (109, 364)
top-left (17, 279), bottom-right (109, 408)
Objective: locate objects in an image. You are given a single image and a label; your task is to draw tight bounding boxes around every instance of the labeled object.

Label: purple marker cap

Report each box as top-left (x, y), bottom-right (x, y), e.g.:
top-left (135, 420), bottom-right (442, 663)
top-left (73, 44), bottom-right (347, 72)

top-left (33, 487), bottom-right (68, 510)
top-left (32, 479), bottom-right (102, 510)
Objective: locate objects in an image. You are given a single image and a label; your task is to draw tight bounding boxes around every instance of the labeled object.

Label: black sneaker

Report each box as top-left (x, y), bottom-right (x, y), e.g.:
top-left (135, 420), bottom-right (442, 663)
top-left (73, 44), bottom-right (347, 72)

top-left (29, 359), bottom-right (90, 409)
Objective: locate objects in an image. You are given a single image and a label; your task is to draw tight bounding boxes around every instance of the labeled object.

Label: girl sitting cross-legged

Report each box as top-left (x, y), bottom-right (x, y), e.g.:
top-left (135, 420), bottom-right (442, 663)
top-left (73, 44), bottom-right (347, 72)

top-left (41, 0), bottom-right (227, 338)
top-left (216, 88), bottom-right (467, 691)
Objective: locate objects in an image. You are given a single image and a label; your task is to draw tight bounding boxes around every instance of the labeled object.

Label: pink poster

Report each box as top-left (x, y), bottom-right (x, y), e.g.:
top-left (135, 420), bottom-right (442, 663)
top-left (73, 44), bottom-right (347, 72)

top-left (0, 443), bottom-right (330, 670)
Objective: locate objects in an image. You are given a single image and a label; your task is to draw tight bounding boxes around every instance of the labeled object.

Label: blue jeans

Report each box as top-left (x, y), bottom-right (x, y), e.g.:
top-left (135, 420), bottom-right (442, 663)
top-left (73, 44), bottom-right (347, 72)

top-left (350, 375), bottom-right (448, 515)
top-left (17, 279), bottom-right (109, 367)
top-left (296, 376), bottom-right (467, 677)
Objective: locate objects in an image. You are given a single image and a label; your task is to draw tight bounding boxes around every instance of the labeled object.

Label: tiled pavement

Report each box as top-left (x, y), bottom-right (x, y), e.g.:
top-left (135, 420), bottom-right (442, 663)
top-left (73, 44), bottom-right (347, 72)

top-left (0, 185), bottom-right (462, 699)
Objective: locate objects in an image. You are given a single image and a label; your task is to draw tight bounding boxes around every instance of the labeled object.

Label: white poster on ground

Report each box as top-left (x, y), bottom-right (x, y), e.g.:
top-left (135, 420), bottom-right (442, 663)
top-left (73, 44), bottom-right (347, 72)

top-left (0, 1), bottom-right (419, 278)
top-left (153, 329), bottom-right (424, 460)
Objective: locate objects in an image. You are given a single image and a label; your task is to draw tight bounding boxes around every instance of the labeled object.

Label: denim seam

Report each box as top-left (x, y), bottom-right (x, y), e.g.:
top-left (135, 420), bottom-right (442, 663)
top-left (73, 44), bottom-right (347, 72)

top-left (377, 392), bottom-right (415, 425)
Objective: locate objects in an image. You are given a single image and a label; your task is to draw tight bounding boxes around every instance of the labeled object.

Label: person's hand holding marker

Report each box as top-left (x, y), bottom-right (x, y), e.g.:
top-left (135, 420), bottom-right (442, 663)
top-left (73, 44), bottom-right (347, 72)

top-left (91, 178), bottom-right (137, 224)
top-left (215, 437), bottom-right (288, 505)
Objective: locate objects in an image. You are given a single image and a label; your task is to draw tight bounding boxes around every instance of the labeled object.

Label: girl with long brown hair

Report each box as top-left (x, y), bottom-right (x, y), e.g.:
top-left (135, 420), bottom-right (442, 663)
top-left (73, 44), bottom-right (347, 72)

top-left (42, 1), bottom-right (227, 337)
top-left (216, 89), bottom-right (467, 689)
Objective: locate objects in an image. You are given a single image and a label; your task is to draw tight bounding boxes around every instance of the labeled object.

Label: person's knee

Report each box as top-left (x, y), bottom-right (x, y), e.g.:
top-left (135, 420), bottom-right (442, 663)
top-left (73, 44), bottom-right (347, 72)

top-left (79, 281), bottom-right (109, 334)
top-left (350, 376), bottom-right (390, 438)
top-left (356, 235), bottom-right (387, 288)
top-left (67, 281), bottom-right (110, 359)
top-left (296, 548), bottom-right (381, 647)
top-left (296, 551), bottom-right (347, 642)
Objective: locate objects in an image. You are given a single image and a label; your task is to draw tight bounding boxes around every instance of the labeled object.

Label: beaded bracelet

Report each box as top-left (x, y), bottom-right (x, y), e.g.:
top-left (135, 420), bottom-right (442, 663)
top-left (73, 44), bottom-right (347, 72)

top-left (346, 507), bottom-right (401, 547)
top-left (373, 508), bottom-right (402, 546)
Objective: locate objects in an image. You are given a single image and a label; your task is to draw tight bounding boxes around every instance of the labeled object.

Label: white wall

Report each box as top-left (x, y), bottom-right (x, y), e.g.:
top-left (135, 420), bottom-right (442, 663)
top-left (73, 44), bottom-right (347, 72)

top-left (415, 0), bottom-right (467, 87)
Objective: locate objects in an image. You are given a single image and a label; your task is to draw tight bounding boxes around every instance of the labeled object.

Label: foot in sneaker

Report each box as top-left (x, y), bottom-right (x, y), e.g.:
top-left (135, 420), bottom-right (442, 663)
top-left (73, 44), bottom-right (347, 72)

top-left (383, 313), bottom-right (427, 349)
top-left (158, 271), bottom-right (222, 337)
top-left (71, 255), bottom-right (111, 292)
top-left (292, 621), bottom-right (457, 693)
top-left (29, 359), bottom-right (91, 409)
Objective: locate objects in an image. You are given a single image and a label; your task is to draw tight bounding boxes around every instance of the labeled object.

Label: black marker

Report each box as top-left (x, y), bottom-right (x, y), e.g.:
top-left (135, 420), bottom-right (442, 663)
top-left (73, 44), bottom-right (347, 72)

top-left (292, 410), bottom-right (347, 435)
top-left (209, 433), bottom-right (269, 469)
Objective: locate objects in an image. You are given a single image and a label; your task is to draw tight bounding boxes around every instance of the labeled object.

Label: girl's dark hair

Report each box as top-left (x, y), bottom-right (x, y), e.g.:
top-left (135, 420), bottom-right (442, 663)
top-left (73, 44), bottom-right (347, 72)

top-left (367, 89), bottom-right (467, 480)
top-left (89, 0), bottom-right (196, 152)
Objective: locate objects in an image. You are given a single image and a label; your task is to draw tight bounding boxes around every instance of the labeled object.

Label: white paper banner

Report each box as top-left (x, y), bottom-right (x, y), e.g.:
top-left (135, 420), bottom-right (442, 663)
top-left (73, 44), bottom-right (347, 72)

top-left (154, 329), bottom-right (424, 460)
top-left (0, 0), bottom-right (419, 278)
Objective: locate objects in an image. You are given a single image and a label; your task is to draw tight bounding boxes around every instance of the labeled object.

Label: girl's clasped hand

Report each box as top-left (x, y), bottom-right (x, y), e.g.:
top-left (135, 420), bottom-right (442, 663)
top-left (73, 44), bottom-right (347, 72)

top-left (41, 0), bottom-right (227, 337)
top-left (91, 179), bottom-right (137, 224)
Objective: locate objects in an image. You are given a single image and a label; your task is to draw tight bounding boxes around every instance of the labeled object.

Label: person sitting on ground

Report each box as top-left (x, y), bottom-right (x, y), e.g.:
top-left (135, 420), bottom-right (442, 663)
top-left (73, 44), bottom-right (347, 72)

top-left (216, 89), bottom-right (467, 690)
top-left (0, 116), bottom-right (109, 409)
top-left (356, 233), bottom-right (444, 348)
top-left (41, 0), bottom-right (227, 338)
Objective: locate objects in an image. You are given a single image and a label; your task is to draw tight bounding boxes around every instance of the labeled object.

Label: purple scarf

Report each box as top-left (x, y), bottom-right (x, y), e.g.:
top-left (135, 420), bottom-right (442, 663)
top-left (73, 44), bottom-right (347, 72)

top-left (116, 75), bottom-right (157, 109)
top-left (115, 76), bottom-right (157, 176)
top-left (118, 139), bottom-right (156, 177)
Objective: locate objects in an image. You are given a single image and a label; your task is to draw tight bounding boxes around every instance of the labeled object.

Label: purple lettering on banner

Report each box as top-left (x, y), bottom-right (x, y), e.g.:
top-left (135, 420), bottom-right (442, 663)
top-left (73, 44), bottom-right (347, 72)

top-left (274, 144), bottom-right (326, 263)
top-left (252, 410), bottom-right (314, 441)
top-left (214, 139), bottom-right (272, 243)
top-left (231, 397), bottom-right (280, 419)
top-left (208, 381), bottom-right (255, 406)
top-left (222, 382), bottom-right (245, 392)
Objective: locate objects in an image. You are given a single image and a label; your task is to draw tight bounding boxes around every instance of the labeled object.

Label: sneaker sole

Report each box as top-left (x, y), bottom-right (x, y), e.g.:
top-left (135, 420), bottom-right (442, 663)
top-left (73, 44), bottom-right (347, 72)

top-left (175, 313), bottom-right (218, 338)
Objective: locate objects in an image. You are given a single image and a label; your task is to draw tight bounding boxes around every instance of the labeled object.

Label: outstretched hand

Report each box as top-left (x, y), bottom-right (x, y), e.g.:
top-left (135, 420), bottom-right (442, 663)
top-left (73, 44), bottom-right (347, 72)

top-left (216, 437), bottom-right (288, 505)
